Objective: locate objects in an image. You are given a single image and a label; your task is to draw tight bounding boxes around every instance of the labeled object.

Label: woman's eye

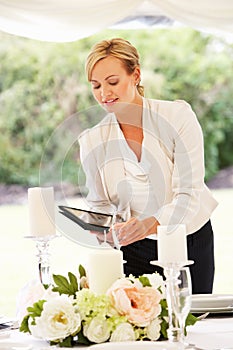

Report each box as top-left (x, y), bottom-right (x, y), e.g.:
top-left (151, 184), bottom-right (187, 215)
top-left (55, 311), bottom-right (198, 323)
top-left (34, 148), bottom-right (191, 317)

top-left (109, 81), bottom-right (118, 86)
top-left (92, 84), bottom-right (100, 89)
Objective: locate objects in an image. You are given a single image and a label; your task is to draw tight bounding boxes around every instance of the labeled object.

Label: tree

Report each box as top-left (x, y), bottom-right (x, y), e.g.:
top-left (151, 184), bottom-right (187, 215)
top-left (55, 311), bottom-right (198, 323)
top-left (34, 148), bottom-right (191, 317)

top-left (0, 29), bottom-right (232, 185)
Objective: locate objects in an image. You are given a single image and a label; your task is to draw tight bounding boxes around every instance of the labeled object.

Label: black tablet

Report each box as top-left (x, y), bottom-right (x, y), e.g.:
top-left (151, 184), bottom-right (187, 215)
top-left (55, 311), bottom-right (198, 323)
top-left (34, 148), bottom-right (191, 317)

top-left (58, 205), bottom-right (113, 232)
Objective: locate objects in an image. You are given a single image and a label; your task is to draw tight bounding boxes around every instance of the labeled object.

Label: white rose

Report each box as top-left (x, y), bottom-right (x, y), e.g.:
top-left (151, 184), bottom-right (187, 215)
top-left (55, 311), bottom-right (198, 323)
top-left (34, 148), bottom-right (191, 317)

top-left (83, 317), bottom-right (110, 343)
top-left (16, 279), bottom-right (46, 323)
top-left (146, 318), bottom-right (161, 341)
top-left (29, 295), bottom-right (81, 342)
top-left (143, 273), bottom-right (166, 297)
top-left (17, 281), bottom-right (61, 324)
top-left (28, 319), bottom-right (43, 339)
top-left (110, 323), bottom-right (136, 342)
top-left (42, 285), bottom-right (60, 300)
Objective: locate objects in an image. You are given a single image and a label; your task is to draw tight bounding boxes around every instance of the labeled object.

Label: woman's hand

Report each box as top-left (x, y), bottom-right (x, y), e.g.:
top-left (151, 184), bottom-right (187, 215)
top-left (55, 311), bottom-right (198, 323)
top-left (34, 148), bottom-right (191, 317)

top-left (115, 216), bottom-right (159, 246)
top-left (90, 230), bottom-right (115, 247)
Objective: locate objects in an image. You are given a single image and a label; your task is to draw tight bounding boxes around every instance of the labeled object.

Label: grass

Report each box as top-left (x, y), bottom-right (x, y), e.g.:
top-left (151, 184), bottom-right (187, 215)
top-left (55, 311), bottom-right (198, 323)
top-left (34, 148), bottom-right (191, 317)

top-left (0, 189), bottom-right (232, 317)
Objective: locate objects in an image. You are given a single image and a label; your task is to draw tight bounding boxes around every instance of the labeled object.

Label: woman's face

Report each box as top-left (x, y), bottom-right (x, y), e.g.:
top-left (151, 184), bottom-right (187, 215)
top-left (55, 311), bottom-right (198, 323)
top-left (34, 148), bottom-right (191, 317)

top-left (90, 55), bottom-right (142, 113)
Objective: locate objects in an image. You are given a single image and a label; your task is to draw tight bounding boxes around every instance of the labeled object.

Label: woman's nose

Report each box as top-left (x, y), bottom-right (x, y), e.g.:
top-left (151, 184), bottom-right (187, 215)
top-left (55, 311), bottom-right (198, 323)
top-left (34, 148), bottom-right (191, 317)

top-left (100, 86), bottom-right (111, 99)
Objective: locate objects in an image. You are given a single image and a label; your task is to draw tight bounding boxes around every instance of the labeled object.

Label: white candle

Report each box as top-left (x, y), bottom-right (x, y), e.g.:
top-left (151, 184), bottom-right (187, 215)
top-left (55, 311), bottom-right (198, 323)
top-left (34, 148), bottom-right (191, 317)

top-left (28, 187), bottom-right (56, 237)
top-left (87, 249), bottom-right (124, 294)
top-left (157, 224), bottom-right (188, 264)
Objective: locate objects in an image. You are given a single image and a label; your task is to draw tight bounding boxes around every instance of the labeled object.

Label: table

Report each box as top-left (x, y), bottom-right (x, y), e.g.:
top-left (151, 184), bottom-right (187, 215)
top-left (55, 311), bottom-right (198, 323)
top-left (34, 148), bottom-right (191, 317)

top-left (1, 316), bottom-right (233, 349)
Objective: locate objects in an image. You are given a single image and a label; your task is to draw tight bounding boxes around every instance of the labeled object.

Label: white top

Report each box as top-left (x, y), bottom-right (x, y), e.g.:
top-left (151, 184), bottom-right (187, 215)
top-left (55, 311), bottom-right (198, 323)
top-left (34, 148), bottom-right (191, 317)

top-left (118, 125), bottom-right (156, 219)
top-left (118, 125), bottom-right (157, 239)
top-left (124, 163), bottom-right (156, 219)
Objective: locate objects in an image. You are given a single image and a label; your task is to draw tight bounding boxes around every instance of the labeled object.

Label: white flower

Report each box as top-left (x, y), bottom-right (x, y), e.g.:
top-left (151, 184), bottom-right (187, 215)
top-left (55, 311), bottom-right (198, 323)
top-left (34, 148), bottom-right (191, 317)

top-left (143, 273), bottom-right (166, 297)
top-left (80, 275), bottom-right (89, 289)
top-left (83, 317), bottom-right (110, 343)
top-left (42, 285), bottom-right (60, 300)
top-left (110, 323), bottom-right (136, 342)
top-left (146, 318), bottom-right (161, 341)
top-left (17, 281), bottom-right (61, 324)
top-left (16, 279), bottom-right (46, 323)
top-left (29, 295), bottom-right (81, 342)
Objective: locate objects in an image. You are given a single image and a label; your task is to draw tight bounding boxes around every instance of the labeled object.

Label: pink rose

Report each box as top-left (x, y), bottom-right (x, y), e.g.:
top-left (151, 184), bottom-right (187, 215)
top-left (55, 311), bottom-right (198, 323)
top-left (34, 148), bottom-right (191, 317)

top-left (107, 279), bottom-right (162, 327)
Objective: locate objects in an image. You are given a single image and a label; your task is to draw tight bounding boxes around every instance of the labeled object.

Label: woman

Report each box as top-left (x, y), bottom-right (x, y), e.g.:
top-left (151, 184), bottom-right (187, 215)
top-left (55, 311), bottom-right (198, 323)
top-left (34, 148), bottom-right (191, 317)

top-left (78, 38), bottom-right (218, 293)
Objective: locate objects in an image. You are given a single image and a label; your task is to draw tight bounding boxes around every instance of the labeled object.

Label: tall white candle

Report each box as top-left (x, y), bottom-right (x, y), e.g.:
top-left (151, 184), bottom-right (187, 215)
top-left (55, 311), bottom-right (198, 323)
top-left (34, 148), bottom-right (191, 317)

top-left (157, 224), bottom-right (188, 264)
top-left (28, 187), bottom-right (56, 237)
top-left (87, 249), bottom-right (124, 294)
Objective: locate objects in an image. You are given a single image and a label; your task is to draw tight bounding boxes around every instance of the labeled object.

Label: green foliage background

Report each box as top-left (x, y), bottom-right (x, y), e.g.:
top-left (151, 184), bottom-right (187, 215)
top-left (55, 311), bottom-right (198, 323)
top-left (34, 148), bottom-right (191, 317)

top-left (0, 28), bottom-right (232, 186)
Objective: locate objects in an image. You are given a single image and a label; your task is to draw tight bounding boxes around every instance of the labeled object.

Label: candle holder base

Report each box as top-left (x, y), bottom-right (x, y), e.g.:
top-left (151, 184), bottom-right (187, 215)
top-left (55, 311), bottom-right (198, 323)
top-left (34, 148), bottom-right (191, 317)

top-left (150, 260), bottom-right (194, 269)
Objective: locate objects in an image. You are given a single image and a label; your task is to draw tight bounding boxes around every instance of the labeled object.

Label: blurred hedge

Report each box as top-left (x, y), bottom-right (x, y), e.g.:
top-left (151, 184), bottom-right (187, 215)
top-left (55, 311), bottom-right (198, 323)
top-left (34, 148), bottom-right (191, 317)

top-left (0, 28), bottom-right (232, 186)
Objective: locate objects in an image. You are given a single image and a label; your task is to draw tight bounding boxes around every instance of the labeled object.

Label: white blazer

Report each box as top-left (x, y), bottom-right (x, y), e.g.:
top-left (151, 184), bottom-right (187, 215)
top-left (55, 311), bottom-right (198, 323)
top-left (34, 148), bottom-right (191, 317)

top-left (78, 98), bottom-right (218, 234)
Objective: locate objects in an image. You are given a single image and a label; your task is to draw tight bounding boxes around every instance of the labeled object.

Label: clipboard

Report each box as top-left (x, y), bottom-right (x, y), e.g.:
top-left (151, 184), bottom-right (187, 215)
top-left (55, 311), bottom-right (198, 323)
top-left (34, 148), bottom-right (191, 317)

top-left (58, 205), bottom-right (113, 232)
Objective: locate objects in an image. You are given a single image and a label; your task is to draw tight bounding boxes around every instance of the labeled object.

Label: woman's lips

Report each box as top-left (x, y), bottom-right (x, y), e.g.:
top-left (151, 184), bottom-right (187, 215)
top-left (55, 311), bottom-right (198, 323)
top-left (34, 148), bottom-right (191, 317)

top-left (103, 98), bottom-right (118, 107)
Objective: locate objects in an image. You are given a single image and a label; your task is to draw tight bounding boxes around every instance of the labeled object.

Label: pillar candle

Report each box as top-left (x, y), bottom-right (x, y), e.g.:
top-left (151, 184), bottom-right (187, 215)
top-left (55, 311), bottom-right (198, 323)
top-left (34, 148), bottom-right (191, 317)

top-left (157, 224), bottom-right (188, 264)
top-left (28, 187), bottom-right (56, 237)
top-left (87, 249), bottom-right (124, 294)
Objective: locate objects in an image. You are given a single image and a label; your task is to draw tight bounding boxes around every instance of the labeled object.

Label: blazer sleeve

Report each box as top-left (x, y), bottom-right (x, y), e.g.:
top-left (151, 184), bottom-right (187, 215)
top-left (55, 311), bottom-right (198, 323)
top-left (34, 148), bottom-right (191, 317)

top-left (154, 100), bottom-right (207, 228)
top-left (78, 129), bottom-right (113, 214)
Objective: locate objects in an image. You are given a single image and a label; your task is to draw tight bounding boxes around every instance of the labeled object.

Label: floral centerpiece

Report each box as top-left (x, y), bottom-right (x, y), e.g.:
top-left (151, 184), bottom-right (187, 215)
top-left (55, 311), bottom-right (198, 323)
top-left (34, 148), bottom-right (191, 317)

top-left (20, 265), bottom-right (196, 347)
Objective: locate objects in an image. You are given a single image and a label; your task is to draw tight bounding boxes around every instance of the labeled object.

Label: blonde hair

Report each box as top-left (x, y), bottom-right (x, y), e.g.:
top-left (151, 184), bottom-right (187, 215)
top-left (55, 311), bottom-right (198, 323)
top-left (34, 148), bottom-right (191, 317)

top-left (85, 38), bottom-right (144, 97)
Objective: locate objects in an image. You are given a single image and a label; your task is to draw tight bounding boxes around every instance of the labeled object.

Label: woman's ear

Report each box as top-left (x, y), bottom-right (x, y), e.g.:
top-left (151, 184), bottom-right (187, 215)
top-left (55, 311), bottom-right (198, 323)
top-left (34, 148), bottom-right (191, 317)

top-left (133, 66), bottom-right (141, 85)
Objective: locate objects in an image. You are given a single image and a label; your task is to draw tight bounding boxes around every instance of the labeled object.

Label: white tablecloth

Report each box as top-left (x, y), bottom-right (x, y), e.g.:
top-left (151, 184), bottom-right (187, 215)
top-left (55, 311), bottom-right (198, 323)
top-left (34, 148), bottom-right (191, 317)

top-left (1, 316), bottom-right (233, 349)
top-left (186, 316), bottom-right (233, 349)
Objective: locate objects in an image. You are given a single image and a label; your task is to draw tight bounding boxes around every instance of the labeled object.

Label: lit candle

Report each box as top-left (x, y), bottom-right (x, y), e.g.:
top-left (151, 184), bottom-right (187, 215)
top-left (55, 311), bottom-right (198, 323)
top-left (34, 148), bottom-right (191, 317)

top-left (157, 224), bottom-right (188, 264)
top-left (28, 187), bottom-right (56, 237)
top-left (87, 249), bottom-right (124, 294)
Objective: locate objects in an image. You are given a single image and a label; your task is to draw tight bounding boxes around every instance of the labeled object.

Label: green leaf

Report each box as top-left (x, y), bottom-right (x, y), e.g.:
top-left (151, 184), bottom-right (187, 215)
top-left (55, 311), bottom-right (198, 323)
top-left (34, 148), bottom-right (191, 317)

top-left (160, 318), bottom-right (169, 339)
top-left (68, 272), bottom-right (79, 293)
top-left (53, 274), bottom-right (70, 290)
top-left (158, 286), bottom-right (163, 294)
top-left (78, 264), bottom-right (86, 278)
top-left (52, 274), bottom-right (72, 295)
top-left (138, 276), bottom-right (151, 287)
top-left (27, 299), bottom-right (46, 318)
top-left (20, 300), bottom-right (46, 333)
top-left (52, 273), bottom-right (79, 296)
top-left (19, 314), bottom-right (30, 333)
top-left (43, 283), bottom-right (50, 290)
top-left (184, 313), bottom-right (197, 335)
top-left (186, 313), bottom-right (197, 327)
top-left (50, 336), bottom-right (73, 348)
top-left (160, 299), bottom-right (168, 317)
top-left (58, 336), bottom-right (73, 348)
top-left (76, 331), bottom-right (91, 345)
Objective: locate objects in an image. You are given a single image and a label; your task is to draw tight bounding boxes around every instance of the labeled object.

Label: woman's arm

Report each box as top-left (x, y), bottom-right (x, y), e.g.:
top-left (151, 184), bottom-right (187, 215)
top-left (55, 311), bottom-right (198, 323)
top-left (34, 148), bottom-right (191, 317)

top-left (154, 100), bottom-right (205, 228)
top-left (78, 129), bottom-right (113, 213)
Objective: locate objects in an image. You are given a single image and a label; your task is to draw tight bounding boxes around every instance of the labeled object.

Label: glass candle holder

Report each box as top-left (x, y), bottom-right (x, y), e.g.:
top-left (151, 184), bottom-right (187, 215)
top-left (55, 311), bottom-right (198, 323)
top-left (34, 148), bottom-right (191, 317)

top-left (151, 260), bottom-right (193, 344)
top-left (25, 234), bottom-right (59, 285)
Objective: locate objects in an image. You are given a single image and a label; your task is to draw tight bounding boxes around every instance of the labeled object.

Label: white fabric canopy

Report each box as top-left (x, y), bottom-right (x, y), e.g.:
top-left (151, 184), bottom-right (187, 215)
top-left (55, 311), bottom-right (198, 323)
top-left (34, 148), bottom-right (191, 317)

top-left (0, 0), bottom-right (233, 42)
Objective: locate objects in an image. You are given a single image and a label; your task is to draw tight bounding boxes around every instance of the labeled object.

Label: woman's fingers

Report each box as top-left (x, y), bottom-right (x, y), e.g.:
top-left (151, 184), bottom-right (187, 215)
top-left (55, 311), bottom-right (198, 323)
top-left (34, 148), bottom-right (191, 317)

top-left (117, 218), bottom-right (143, 245)
top-left (116, 217), bottom-right (158, 246)
top-left (119, 218), bottom-right (139, 235)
